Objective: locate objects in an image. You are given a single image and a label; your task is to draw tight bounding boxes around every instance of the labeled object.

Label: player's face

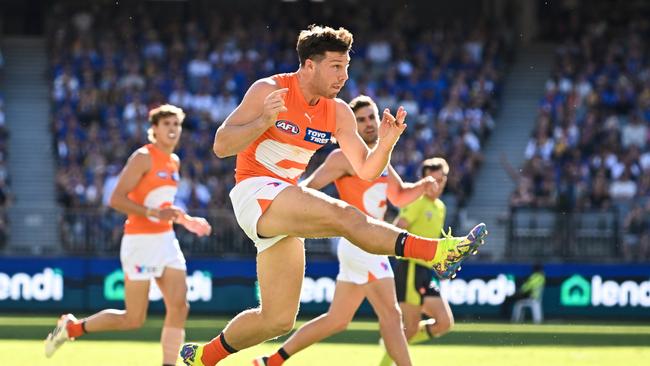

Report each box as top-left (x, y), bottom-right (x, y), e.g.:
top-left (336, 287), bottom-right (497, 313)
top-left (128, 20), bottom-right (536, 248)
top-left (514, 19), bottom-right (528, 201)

top-left (314, 51), bottom-right (350, 98)
top-left (354, 105), bottom-right (379, 145)
top-left (153, 115), bottom-right (182, 147)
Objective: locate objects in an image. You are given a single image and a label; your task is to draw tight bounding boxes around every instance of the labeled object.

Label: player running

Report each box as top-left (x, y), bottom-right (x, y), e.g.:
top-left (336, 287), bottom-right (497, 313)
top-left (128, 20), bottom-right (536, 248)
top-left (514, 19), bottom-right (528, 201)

top-left (45, 104), bottom-right (212, 366)
top-left (180, 25), bottom-right (487, 366)
top-left (379, 157), bottom-right (456, 366)
top-left (253, 95), bottom-right (438, 366)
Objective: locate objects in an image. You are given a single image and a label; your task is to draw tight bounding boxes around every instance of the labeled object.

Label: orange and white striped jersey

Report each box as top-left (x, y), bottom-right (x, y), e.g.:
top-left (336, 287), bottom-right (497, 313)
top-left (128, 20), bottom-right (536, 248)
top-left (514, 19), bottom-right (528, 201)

top-left (334, 169), bottom-right (389, 220)
top-left (235, 73), bottom-right (337, 185)
top-left (124, 144), bottom-right (179, 234)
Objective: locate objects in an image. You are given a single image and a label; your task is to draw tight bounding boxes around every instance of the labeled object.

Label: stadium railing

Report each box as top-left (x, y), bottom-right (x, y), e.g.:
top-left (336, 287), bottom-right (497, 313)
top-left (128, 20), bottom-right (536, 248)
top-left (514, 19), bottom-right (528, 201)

top-left (59, 208), bottom-right (252, 257)
top-left (58, 208), bottom-right (335, 258)
top-left (507, 207), bottom-right (620, 261)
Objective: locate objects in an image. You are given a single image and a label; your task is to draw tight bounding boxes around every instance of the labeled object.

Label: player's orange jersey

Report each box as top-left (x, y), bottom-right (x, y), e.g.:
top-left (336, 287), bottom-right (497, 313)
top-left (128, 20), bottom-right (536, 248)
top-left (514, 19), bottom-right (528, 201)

top-left (235, 73), bottom-right (337, 185)
top-left (334, 168), bottom-right (389, 220)
top-left (124, 144), bottom-right (179, 234)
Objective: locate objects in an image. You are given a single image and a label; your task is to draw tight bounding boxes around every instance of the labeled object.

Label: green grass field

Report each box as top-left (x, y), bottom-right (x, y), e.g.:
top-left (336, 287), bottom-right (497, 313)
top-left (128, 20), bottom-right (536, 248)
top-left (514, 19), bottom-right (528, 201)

top-left (1, 315), bottom-right (649, 366)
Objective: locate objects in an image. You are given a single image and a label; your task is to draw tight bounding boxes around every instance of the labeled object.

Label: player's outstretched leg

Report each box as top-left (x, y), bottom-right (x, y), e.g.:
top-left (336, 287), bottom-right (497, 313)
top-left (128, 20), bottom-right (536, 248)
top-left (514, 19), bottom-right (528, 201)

top-left (180, 343), bottom-right (207, 366)
top-left (430, 223), bottom-right (488, 279)
top-left (256, 186), bottom-right (487, 280)
top-left (44, 313), bottom-right (78, 358)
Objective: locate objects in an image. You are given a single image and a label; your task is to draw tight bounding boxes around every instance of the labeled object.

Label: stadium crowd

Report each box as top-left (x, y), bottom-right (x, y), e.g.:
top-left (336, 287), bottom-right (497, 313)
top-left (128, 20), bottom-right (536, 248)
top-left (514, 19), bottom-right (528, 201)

top-left (510, 12), bottom-right (650, 261)
top-left (47, 3), bottom-right (506, 254)
top-left (0, 49), bottom-right (10, 249)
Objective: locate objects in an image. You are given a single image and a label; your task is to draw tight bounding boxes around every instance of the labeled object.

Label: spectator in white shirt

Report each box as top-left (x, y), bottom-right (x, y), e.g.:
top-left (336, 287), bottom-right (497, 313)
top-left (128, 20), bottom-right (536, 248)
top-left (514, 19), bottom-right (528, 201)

top-left (622, 113), bottom-right (648, 149)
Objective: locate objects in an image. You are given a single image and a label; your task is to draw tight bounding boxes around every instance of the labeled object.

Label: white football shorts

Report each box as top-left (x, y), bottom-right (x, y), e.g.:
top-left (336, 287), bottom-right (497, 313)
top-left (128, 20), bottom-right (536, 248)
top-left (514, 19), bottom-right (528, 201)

top-left (229, 176), bottom-right (302, 253)
top-left (336, 237), bottom-right (394, 285)
top-left (120, 230), bottom-right (186, 281)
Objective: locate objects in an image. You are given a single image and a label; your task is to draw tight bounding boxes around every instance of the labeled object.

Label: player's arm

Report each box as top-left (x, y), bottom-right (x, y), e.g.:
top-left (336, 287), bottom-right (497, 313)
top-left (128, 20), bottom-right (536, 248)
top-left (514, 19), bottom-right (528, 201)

top-left (212, 78), bottom-right (288, 158)
top-left (300, 149), bottom-right (352, 190)
top-left (109, 149), bottom-right (177, 221)
top-left (335, 100), bottom-right (407, 181)
top-left (172, 206), bottom-right (212, 237)
top-left (386, 164), bottom-right (437, 208)
top-left (168, 155), bottom-right (212, 236)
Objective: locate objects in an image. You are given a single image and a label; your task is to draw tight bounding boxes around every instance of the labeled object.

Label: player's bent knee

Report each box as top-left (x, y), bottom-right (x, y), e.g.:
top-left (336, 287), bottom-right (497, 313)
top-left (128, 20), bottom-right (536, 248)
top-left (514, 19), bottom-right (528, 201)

top-left (404, 322), bottom-right (419, 340)
top-left (167, 301), bottom-right (189, 319)
top-left (330, 317), bottom-right (351, 333)
top-left (405, 328), bottom-right (418, 340)
top-left (269, 317), bottom-right (296, 336)
top-left (448, 313), bottom-right (455, 329)
top-left (437, 315), bottom-right (454, 333)
top-left (333, 205), bottom-right (366, 237)
top-left (123, 315), bottom-right (147, 330)
top-left (261, 309), bottom-right (297, 336)
top-left (377, 305), bottom-right (402, 324)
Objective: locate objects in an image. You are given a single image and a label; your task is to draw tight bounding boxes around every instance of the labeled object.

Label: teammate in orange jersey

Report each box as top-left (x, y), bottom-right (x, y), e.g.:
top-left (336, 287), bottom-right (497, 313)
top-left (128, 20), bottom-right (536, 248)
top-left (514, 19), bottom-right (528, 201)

top-left (45, 104), bottom-right (212, 366)
top-left (180, 25), bottom-right (486, 366)
top-left (253, 95), bottom-right (439, 366)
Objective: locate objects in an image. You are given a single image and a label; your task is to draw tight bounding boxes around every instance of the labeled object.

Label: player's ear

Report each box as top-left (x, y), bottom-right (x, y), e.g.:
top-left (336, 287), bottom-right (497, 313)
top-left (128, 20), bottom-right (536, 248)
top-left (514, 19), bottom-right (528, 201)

top-left (304, 58), bottom-right (316, 72)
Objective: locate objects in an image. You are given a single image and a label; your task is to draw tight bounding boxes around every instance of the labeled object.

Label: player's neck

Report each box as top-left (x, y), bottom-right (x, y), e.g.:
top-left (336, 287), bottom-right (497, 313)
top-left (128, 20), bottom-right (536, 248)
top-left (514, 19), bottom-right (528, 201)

top-left (153, 142), bottom-right (174, 155)
top-left (295, 70), bottom-right (321, 106)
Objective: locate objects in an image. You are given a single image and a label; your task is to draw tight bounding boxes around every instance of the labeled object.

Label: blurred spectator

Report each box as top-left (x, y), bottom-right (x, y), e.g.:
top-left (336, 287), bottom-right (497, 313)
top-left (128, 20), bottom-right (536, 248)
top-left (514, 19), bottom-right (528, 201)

top-left (510, 177), bottom-right (536, 208)
top-left (609, 167), bottom-right (637, 202)
top-left (621, 203), bottom-right (649, 262)
top-left (101, 165), bottom-right (120, 207)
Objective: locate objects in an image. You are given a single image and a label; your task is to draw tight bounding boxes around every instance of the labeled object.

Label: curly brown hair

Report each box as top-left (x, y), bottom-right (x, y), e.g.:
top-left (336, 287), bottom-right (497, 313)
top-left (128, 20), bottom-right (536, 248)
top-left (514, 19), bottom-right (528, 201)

top-left (296, 25), bottom-right (353, 65)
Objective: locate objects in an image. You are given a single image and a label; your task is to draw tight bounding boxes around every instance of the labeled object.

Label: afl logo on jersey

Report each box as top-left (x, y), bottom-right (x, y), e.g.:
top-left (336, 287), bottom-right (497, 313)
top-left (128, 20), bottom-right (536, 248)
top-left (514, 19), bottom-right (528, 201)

top-left (275, 120), bottom-right (300, 135)
top-left (156, 170), bottom-right (179, 181)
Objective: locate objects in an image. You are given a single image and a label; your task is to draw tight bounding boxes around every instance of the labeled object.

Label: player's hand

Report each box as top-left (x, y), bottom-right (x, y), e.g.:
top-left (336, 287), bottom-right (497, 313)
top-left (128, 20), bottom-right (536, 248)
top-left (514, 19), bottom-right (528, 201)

top-left (183, 217), bottom-right (212, 237)
top-left (262, 88), bottom-right (289, 125)
top-left (422, 176), bottom-right (440, 195)
top-left (378, 106), bottom-right (407, 148)
top-left (153, 207), bottom-right (179, 222)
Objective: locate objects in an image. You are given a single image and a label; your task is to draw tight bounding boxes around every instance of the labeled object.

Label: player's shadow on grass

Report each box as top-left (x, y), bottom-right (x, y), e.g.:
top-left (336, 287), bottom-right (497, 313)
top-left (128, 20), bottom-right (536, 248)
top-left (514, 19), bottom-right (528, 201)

top-left (3, 326), bottom-right (649, 347)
